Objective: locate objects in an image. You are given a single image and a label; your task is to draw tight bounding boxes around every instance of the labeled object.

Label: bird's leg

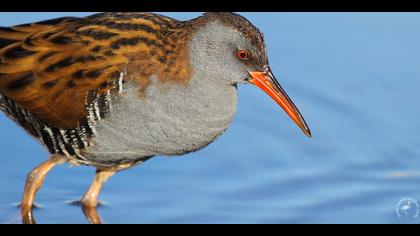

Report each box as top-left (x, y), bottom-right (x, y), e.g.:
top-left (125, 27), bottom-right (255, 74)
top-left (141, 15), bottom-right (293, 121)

top-left (80, 169), bottom-right (116, 224)
top-left (21, 155), bottom-right (65, 224)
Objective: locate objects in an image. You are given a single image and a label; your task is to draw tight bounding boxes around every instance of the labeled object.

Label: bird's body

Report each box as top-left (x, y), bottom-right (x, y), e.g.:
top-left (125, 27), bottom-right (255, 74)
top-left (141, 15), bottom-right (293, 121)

top-left (84, 70), bottom-right (237, 166)
top-left (0, 13), bottom-right (252, 168)
top-left (0, 12), bottom-right (311, 224)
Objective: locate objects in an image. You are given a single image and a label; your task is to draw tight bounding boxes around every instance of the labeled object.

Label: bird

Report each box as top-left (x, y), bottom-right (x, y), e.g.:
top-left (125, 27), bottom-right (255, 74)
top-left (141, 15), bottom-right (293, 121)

top-left (0, 12), bottom-right (311, 224)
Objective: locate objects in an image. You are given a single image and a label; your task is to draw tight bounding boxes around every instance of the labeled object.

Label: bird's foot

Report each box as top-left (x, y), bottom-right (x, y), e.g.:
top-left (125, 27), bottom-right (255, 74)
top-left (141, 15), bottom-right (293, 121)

top-left (14, 202), bottom-right (42, 209)
top-left (66, 199), bottom-right (105, 224)
top-left (66, 200), bottom-right (107, 207)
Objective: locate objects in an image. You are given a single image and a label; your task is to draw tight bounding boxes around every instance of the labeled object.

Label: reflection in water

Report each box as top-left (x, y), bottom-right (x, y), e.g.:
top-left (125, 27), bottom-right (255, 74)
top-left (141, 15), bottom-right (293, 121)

top-left (82, 205), bottom-right (103, 224)
top-left (385, 171), bottom-right (420, 178)
top-left (21, 203), bottom-right (103, 224)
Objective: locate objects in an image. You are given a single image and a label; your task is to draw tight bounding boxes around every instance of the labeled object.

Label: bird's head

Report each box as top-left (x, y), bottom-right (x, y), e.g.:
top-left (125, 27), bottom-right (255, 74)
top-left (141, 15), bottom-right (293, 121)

top-left (189, 12), bottom-right (311, 137)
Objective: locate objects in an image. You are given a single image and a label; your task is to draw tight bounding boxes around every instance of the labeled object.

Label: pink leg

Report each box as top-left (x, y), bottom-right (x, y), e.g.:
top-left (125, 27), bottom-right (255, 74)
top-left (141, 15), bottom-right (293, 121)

top-left (80, 169), bottom-right (116, 224)
top-left (21, 155), bottom-right (65, 224)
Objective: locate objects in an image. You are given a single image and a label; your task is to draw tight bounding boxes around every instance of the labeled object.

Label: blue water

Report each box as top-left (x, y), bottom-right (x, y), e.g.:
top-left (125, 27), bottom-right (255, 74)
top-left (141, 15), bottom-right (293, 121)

top-left (1, 12), bottom-right (420, 224)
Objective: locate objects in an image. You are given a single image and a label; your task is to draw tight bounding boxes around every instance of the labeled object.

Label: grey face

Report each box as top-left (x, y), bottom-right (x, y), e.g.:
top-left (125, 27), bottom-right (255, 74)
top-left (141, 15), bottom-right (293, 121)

top-left (189, 18), bottom-right (312, 138)
top-left (189, 21), bottom-right (268, 86)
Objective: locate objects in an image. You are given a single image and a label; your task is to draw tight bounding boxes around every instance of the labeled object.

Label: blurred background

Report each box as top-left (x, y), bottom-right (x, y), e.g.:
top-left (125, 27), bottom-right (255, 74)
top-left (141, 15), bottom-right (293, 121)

top-left (1, 12), bottom-right (420, 223)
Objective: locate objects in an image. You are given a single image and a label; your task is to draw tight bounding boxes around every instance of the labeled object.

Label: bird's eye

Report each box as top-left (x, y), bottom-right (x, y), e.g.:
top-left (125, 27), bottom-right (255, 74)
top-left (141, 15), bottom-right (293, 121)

top-left (236, 49), bottom-right (250, 61)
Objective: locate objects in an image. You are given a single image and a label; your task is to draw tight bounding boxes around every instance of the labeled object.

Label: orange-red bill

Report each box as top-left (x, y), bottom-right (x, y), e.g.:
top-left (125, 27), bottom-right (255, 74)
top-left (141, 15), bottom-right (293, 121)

top-left (249, 70), bottom-right (311, 138)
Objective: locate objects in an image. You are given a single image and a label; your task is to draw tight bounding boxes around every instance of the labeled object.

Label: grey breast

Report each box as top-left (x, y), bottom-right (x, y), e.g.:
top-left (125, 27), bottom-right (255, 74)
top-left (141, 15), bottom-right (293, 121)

top-left (81, 21), bottom-right (243, 166)
top-left (82, 73), bottom-right (238, 165)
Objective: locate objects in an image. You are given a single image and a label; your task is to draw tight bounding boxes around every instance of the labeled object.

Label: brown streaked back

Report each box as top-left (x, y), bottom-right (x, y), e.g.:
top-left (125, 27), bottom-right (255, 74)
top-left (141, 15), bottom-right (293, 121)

top-left (0, 12), bottom-right (193, 129)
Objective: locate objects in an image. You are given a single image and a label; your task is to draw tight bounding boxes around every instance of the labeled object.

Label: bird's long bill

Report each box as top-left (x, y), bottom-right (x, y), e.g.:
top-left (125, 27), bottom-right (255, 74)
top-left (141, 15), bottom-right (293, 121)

top-left (249, 69), bottom-right (311, 137)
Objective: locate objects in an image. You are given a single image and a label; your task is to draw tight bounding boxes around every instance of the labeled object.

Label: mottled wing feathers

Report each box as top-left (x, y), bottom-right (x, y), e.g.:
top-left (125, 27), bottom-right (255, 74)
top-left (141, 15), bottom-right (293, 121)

top-left (0, 13), bottom-right (194, 130)
top-left (0, 16), bottom-right (134, 128)
top-left (0, 13), bottom-right (195, 130)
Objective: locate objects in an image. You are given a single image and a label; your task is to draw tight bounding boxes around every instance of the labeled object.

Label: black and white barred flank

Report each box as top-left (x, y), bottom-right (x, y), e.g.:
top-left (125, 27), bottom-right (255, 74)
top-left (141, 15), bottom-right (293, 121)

top-left (0, 88), bottom-right (118, 164)
top-left (0, 68), bottom-right (128, 166)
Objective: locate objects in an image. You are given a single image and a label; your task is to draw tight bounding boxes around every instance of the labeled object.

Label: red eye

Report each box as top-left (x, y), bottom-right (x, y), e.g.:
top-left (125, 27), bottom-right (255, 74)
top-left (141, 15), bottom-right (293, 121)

top-left (236, 49), bottom-right (249, 60)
